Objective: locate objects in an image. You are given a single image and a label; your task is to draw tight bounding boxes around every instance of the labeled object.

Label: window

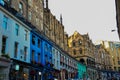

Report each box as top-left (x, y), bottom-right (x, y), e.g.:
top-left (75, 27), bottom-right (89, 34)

top-left (32, 50), bottom-right (35, 61)
top-left (57, 61), bottom-right (58, 68)
top-left (35, 6), bottom-right (38, 12)
top-left (38, 39), bottom-right (41, 48)
top-left (114, 67), bottom-right (116, 71)
top-left (52, 49), bottom-right (55, 54)
top-left (28, 0), bottom-right (33, 6)
top-left (28, 11), bottom-right (32, 20)
top-left (102, 53), bottom-right (104, 58)
top-left (79, 48), bottom-right (82, 54)
top-left (73, 49), bottom-right (76, 55)
top-left (38, 53), bottom-right (40, 63)
top-left (50, 57), bottom-right (52, 63)
top-left (78, 40), bottom-right (82, 45)
top-left (1, 36), bottom-right (7, 54)
top-left (54, 59), bottom-right (55, 65)
top-left (118, 67), bottom-right (120, 72)
top-left (32, 35), bottom-right (35, 45)
top-left (36, 17), bottom-right (39, 25)
top-left (49, 47), bottom-right (52, 53)
top-left (72, 41), bottom-right (75, 47)
top-left (14, 42), bottom-right (18, 58)
top-left (24, 30), bottom-right (28, 41)
top-left (45, 44), bottom-right (48, 51)
top-left (15, 24), bottom-right (19, 36)
top-left (3, 16), bottom-right (8, 29)
top-left (24, 46), bottom-right (27, 61)
top-left (45, 55), bottom-right (48, 63)
top-left (19, 2), bottom-right (23, 14)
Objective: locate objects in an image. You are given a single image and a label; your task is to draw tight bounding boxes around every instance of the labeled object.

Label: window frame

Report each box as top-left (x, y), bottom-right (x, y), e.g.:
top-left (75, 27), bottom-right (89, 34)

top-left (14, 42), bottom-right (19, 58)
top-left (1, 36), bottom-right (7, 54)
top-left (3, 16), bottom-right (8, 30)
top-left (15, 23), bottom-right (19, 36)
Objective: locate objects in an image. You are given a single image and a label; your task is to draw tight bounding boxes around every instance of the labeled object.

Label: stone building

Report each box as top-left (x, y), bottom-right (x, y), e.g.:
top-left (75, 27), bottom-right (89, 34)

top-left (95, 44), bottom-right (112, 70)
top-left (68, 31), bottom-right (96, 80)
top-left (68, 31), bottom-right (84, 63)
top-left (97, 41), bottom-right (120, 71)
top-left (3, 0), bottom-right (44, 32)
top-left (43, 0), bottom-right (67, 51)
top-left (68, 31), bottom-right (95, 66)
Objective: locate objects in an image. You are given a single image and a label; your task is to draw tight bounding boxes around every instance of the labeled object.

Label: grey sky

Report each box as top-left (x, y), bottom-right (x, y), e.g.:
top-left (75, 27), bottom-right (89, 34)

top-left (49, 0), bottom-right (119, 43)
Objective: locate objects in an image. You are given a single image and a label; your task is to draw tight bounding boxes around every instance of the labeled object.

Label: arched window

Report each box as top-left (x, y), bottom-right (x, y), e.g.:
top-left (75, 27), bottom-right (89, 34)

top-left (79, 58), bottom-right (85, 64)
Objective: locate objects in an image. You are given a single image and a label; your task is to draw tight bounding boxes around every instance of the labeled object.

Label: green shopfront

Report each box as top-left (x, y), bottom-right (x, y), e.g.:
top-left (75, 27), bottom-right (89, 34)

top-left (77, 63), bottom-right (87, 79)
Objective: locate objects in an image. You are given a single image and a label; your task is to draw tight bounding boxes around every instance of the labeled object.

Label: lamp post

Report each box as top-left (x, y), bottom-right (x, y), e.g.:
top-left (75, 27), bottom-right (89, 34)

top-left (111, 29), bottom-right (116, 32)
top-left (39, 72), bottom-right (42, 80)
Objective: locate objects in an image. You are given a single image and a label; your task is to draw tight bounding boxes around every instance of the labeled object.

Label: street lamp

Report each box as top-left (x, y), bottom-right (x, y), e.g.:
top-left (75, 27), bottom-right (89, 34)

top-left (39, 72), bottom-right (41, 75)
top-left (111, 29), bottom-right (116, 32)
top-left (39, 72), bottom-right (42, 80)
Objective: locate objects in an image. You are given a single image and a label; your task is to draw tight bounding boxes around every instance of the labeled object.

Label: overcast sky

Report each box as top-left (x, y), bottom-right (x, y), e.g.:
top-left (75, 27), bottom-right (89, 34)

top-left (48, 0), bottom-right (119, 43)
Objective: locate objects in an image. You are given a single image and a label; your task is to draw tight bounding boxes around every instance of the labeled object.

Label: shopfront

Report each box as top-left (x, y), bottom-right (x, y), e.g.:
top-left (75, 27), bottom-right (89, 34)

top-left (9, 59), bottom-right (30, 80)
top-left (42, 66), bottom-right (55, 80)
top-left (30, 68), bottom-right (42, 80)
